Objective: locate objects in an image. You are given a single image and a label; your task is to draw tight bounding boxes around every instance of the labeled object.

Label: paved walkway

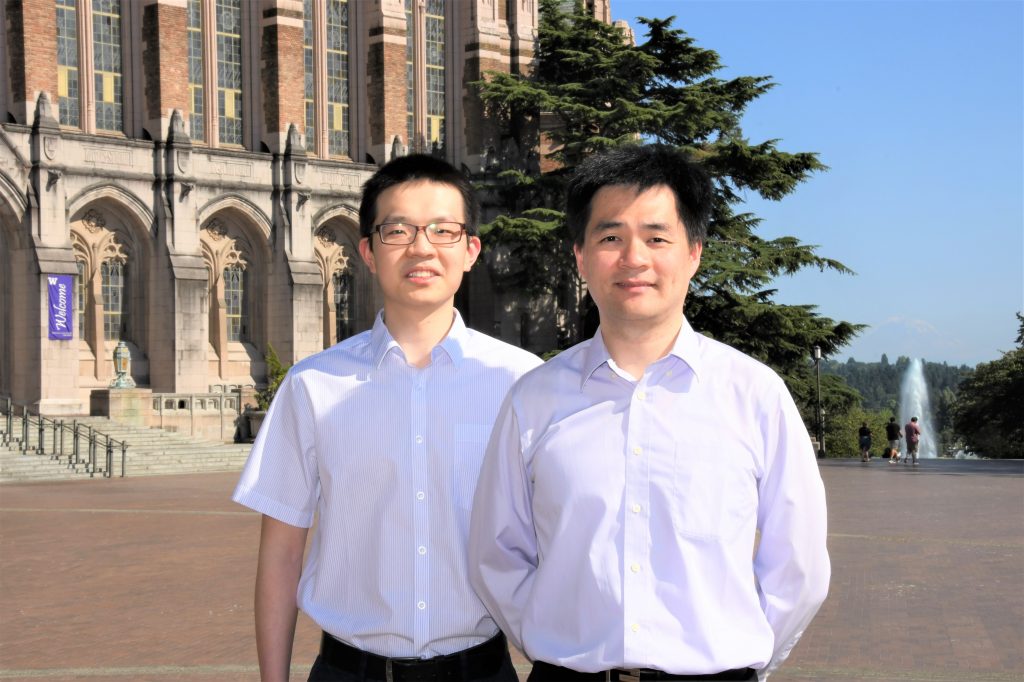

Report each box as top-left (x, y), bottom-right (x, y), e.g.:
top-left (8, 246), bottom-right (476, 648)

top-left (0, 458), bottom-right (1021, 681)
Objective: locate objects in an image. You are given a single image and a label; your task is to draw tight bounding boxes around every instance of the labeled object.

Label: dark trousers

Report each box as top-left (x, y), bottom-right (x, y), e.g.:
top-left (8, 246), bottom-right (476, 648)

top-left (527, 661), bottom-right (757, 682)
top-left (307, 634), bottom-right (518, 682)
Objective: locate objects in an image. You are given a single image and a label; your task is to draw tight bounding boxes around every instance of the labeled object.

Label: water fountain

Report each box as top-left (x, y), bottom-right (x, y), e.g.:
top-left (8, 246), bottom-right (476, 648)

top-left (899, 358), bottom-right (937, 458)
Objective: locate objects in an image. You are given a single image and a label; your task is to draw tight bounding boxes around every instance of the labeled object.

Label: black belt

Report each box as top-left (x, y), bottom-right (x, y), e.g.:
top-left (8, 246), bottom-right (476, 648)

top-left (318, 631), bottom-right (508, 682)
top-left (531, 660), bottom-right (756, 681)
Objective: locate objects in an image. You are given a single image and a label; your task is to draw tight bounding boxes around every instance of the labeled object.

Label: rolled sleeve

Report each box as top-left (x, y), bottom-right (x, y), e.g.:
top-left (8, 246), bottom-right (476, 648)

top-left (232, 371), bottom-right (320, 528)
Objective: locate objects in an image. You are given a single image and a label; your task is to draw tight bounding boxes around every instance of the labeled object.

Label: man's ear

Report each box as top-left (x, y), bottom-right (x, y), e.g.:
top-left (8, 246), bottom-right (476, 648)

top-left (464, 235), bottom-right (482, 271)
top-left (358, 237), bottom-right (376, 275)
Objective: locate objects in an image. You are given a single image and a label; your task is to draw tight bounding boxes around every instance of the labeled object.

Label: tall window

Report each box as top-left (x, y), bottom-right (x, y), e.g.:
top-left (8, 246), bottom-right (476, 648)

top-left (326, 0), bottom-right (349, 156)
top-left (216, 0), bottom-right (243, 145)
top-left (424, 0), bottom-right (445, 153)
top-left (56, 0), bottom-right (80, 127)
top-left (92, 0), bottom-right (123, 133)
top-left (76, 260), bottom-right (85, 338)
top-left (303, 0), bottom-right (315, 152)
top-left (224, 265), bottom-right (246, 341)
top-left (100, 260), bottom-right (125, 341)
top-left (303, 0), bottom-right (350, 157)
top-left (406, 0), bottom-right (446, 155)
top-left (187, 0), bottom-right (205, 141)
top-left (333, 270), bottom-right (353, 342)
top-left (405, 0), bottom-right (415, 146)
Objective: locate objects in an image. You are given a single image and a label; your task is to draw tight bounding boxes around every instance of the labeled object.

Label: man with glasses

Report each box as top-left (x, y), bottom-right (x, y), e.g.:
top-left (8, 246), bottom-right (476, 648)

top-left (234, 154), bottom-right (541, 682)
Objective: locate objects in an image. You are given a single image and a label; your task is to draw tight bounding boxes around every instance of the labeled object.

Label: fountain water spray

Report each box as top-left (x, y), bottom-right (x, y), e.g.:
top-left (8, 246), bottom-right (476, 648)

top-left (899, 358), bottom-right (937, 459)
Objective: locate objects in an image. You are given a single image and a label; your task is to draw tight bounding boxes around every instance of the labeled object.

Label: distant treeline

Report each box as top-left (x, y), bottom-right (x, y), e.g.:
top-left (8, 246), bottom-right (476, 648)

top-left (822, 355), bottom-right (973, 412)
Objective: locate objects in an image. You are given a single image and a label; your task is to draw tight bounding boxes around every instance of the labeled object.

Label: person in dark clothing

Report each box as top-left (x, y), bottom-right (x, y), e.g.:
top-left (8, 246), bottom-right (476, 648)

top-left (858, 422), bottom-right (873, 462)
top-left (885, 417), bottom-right (902, 464)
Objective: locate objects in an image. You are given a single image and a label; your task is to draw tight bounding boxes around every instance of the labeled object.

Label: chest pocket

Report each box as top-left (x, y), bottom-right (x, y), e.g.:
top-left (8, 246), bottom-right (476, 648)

top-left (452, 423), bottom-right (493, 512)
top-left (669, 438), bottom-right (756, 541)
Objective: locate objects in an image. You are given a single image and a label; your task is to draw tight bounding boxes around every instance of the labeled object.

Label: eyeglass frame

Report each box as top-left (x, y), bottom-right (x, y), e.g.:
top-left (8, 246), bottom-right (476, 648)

top-left (373, 221), bottom-right (468, 245)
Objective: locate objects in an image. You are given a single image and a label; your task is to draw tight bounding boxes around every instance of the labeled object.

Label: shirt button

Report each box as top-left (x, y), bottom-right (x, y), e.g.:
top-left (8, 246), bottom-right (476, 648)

top-left (417, 601), bottom-right (426, 610)
top-left (416, 491), bottom-right (425, 501)
top-left (631, 623), bottom-right (640, 633)
top-left (632, 446), bottom-right (642, 456)
top-left (415, 435), bottom-right (423, 444)
top-left (631, 563), bottom-right (641, 573)
top-left (418, 546), bottom-right (427, 555)
top-left (636, 391), bottom-right (646, 401)
top-left (631, 503), bottom-right (641, 514)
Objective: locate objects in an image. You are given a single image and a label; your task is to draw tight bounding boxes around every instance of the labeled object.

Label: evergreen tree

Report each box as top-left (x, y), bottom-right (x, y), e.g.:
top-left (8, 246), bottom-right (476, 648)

top-left (476, 0), bottom-right (861, 417)
top-left (952, 314), bottom-right (1024, 458)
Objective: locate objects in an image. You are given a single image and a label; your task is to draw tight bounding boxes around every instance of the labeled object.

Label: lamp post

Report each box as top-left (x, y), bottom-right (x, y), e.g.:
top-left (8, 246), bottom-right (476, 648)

top-left (813, 345), bottom-right (825, 458)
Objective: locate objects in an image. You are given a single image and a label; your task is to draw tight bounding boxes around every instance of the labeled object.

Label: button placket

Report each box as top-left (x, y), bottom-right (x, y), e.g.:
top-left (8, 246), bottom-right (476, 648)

top-left (623, 378), bottom-right (652, 655)
top-left (410, 368), bottom-right (430, 649)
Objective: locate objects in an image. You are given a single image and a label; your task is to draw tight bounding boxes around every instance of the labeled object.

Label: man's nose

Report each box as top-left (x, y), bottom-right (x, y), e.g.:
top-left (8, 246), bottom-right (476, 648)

top-left (406, 228), bottom-right (436, 255)
top-left (619, 237), bottom-right (649, 268)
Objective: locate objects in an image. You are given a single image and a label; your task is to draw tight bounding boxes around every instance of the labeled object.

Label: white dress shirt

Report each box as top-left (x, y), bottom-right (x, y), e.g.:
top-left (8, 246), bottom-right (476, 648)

top-left (468, 320), bottom-right (830, 679)
top-left (233, 311), bottom-right (541, 658)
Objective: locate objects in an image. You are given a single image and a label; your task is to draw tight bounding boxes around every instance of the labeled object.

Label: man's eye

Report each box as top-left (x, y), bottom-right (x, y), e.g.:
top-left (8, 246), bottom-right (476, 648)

top-left (384, 224), bottom-right (410, 237)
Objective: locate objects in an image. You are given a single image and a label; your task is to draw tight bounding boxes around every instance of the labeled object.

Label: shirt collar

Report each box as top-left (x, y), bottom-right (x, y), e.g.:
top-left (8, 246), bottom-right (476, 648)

top-left (580, 318), bottom-right (704, 389)
top-left (370, 309), bottom-right (468, 369)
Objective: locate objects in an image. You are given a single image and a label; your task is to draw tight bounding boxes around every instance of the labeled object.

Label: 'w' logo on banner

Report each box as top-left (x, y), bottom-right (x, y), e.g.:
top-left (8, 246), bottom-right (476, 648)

top-left (48, 276), bottom-right (58, 285)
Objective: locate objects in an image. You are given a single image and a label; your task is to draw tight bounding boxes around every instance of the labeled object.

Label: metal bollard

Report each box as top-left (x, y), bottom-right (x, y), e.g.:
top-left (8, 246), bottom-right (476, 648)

top-left (58, 420), bottom-right (65, 460)
top-left (21, 406), bottom-right (28, 452)
top-left (88, 427), bottom-right (96, 477)
top-left (72, 421), bottom-right (80, 468)
top-left (121, 441), bottom-right (127, 478)
top-left (105, 438), bottom-right (113, 479)
top-left (37, 418), bottom-right (44, 454)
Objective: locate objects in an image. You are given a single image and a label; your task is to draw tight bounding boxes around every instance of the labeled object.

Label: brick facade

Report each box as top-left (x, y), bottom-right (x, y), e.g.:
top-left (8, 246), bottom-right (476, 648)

top-left (0, 0), bottom-right (617, 417)
top-left (142, 1), bottom-right (189, 140)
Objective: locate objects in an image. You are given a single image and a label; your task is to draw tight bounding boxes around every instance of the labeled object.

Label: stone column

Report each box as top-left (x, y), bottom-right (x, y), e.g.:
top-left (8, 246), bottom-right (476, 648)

top-left (365, 0), bottom-right (411, 165)
top-left (28, 94), bottom-right (82, 414)
top-left (259, 0), bottom-right (305, 155)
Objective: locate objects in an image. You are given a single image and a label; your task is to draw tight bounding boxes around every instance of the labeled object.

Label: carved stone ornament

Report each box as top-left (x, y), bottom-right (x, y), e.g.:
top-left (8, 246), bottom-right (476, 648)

top-left (177, 148), bottom-right (191, 174)
top-left (43, 136), bottom-right (58, 160)
top-left (83, 209), bottom-right (107, 233)
top-left (204, 219), bottom-right (228, 241)
top-left (294, 161), bottom-right (306, 185)
top-left (315, 226), bottom-right (336, 246)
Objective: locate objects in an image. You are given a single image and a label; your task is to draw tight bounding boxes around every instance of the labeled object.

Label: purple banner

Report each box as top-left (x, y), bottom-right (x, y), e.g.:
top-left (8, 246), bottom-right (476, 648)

top-left (48, 274), bottom-right (73, 340)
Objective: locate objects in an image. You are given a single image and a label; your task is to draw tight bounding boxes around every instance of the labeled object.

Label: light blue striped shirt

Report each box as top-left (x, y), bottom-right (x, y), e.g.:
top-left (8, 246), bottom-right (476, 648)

top-left (469, 320), bottom-right (830, 679)
top-left (233, 311), bottom-right (542, 658)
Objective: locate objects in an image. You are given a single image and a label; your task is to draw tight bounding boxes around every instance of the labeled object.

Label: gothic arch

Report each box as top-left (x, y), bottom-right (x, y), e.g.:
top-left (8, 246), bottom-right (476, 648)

top-left (67, 183), bottom-right (155, 236)
top-left (312, 207), bottom-right (374, 346)
top-left (197, 194), bottom-right (273, 241)
top-left (199, 210), bottom-right (270, 383)
top-left (68, 202), bottom-right (152, 387)
top-left (0, 169), bottom-right (27, 237)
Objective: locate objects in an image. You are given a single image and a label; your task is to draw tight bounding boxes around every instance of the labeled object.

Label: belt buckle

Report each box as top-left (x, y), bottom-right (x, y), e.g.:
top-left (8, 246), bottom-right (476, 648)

top-left (385, 656), bottom-right (432, 682)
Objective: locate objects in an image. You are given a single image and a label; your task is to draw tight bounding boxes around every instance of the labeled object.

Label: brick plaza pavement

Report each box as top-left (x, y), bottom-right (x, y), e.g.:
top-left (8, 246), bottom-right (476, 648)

top-left (1, 458), bottom-right (1021, 682)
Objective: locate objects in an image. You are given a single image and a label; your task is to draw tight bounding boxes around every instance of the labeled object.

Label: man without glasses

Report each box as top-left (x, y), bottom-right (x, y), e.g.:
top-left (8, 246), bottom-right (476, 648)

top-left (234, 154), bottom-right (541, 682)
top-left (469, 144), bottom-right (830, 681)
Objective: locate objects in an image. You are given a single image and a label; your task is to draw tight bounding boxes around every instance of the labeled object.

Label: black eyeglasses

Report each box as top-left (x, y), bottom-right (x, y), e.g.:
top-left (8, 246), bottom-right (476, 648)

top-left (375, 222), bottom-right (467, 245)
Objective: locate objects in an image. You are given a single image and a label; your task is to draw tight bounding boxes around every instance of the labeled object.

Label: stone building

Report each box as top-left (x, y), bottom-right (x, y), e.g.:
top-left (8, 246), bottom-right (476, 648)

top-left (0, 0), bottom-right (625, 417)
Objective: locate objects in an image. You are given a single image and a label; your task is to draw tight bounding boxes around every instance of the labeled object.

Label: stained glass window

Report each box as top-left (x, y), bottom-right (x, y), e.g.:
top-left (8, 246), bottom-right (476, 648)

top-left (187, 0), bottom-right (205, 141)
top-left (93, 0), bottom-right (123, 132)
top-left (56, 0), bottom-right (80, 127)
top-left (216, 0), bottom-right (243, 145)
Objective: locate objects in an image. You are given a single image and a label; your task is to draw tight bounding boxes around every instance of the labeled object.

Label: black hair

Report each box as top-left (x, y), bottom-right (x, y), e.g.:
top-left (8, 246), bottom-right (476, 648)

top-left (565, 144), bottom-right (713, 247)
top-left (358, 154), bottom-right (480, 243)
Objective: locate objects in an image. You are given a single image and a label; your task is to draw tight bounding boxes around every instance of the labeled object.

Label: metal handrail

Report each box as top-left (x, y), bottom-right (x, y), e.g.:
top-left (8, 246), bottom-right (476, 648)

top-left (0, 397), bottom-right (127, 478)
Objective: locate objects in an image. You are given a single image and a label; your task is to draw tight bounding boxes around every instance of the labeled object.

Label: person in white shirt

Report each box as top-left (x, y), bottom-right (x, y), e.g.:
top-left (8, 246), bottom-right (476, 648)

top-left (468, 145), bottom-right (830, 682)
top-left (234, 154), bottom-right (542, 682)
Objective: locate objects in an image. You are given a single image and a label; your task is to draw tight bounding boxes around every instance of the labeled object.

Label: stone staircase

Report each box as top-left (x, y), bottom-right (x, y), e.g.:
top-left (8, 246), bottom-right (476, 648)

top-left (0, 415), bottom-right (253, 483)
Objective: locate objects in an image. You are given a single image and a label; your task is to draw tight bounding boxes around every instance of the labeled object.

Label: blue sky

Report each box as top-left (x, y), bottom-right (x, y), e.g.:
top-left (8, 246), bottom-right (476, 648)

top-left (611, 0), bottom-right (1023, 367)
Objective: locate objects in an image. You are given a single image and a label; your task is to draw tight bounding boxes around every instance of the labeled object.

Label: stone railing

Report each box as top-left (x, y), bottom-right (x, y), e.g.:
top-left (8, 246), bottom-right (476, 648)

top-left (151, 390), bottom-right (247, 443)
